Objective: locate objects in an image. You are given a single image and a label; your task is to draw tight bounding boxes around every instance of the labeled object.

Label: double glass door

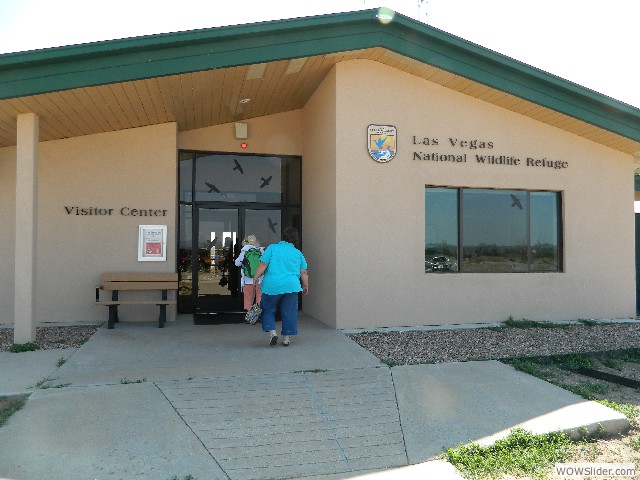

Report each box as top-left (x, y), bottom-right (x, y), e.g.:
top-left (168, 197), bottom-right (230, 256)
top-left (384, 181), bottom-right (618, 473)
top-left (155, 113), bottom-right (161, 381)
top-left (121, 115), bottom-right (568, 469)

top-left (191, 207), bottom-right (281, 313)
top-left (178, 151), bottom-right (301, 316)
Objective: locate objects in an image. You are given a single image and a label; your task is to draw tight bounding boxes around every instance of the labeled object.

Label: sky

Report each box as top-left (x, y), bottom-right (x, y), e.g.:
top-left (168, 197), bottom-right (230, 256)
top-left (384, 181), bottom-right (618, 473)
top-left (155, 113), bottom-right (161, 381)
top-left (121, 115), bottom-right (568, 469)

top-left (0, 0), bottom-right (638, 109)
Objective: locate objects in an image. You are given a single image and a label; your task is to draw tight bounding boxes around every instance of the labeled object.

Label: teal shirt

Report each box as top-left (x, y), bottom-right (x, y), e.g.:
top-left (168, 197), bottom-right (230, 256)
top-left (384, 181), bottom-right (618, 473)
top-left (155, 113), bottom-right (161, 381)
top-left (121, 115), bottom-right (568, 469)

top-left (259, 241), bottom-right (307, 295)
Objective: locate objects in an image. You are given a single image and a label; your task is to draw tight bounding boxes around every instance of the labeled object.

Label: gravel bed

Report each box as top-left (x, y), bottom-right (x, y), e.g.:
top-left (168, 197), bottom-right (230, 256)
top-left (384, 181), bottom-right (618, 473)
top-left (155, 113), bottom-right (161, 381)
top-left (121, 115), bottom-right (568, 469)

top-left (0, 325), bottom-right (100, 352)
top-left (348, 323), bottom-right (640, 365)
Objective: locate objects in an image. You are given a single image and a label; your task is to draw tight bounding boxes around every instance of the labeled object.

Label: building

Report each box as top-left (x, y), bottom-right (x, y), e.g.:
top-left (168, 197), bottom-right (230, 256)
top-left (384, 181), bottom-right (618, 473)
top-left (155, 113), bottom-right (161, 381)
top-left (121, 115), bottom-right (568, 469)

top-left (2, 8), bottom-right (640, 342)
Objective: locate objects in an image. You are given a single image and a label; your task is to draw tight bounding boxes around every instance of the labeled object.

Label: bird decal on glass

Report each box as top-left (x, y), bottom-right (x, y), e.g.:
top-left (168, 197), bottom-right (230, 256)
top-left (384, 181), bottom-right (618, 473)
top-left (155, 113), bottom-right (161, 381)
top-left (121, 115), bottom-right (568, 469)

top-left (233, 158), bottom-right (244, 174)
top-left (510, 194), bottom-right (523, 210)
top-left (205, 182), bottom-right (220, 193)
top-left (260, 175), bottom-right (272, 188)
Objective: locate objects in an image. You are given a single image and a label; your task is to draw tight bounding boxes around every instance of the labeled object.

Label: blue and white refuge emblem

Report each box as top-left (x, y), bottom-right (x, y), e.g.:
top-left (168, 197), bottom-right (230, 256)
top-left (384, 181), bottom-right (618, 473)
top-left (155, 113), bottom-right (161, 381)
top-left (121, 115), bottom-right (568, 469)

top-left (367, 124), bottom-right (397, 162)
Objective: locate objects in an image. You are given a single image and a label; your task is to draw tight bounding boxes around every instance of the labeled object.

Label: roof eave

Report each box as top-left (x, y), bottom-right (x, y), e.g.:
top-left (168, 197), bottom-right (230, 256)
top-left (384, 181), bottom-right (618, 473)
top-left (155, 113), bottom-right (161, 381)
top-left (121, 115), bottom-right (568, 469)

top-left (1, 8), bottom-right (639, 144)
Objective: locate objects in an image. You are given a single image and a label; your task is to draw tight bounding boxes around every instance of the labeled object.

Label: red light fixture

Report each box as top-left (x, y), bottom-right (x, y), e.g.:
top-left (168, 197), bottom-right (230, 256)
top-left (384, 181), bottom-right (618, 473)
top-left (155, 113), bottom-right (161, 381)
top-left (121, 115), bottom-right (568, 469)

top-left (241, 142), bottom-right (247, 149)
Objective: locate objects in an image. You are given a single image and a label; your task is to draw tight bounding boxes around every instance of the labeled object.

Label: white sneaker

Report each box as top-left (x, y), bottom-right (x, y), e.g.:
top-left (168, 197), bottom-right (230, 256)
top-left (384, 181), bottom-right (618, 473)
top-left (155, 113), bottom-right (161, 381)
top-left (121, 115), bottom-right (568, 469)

top-left (282, 335), bottom-right (290, 346)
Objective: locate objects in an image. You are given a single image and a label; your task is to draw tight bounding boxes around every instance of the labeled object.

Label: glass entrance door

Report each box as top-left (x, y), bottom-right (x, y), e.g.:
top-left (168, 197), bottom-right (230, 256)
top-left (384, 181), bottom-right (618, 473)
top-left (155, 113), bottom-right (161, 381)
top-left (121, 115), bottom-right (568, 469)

top-left (188, 206), bottom-right (283, 316)
top-left (244, 208), bottom-right (282, 251)
top-left (195, 208), bottom-right (240, 313)
top-left (178, 151), bottom-right (301, 318)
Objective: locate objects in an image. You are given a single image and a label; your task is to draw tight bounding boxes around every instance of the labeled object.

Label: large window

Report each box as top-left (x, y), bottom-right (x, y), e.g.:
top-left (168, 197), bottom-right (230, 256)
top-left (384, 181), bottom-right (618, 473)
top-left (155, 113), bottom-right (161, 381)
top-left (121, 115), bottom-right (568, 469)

top-left (425, 186), bottom-right (562, 273)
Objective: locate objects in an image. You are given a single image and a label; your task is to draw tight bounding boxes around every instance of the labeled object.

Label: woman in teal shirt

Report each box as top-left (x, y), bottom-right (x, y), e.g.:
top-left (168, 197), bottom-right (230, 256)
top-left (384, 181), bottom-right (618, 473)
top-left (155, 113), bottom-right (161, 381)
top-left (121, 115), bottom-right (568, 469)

top-left (253, 227), bottom-right (309, 346)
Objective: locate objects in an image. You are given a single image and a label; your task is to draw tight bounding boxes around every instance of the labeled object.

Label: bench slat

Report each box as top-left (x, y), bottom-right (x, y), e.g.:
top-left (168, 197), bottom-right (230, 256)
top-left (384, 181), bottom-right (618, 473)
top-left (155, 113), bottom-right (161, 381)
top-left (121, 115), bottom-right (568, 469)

top-left (100, 273), bottom-right (178, 282)
top-left (99, 281), bottom-right (178, 291)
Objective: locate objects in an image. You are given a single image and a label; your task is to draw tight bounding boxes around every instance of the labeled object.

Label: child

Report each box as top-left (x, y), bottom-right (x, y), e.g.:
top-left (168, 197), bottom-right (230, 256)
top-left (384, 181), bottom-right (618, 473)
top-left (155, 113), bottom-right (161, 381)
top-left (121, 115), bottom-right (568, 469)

top-left (234, 235), bottom-right (264, 310)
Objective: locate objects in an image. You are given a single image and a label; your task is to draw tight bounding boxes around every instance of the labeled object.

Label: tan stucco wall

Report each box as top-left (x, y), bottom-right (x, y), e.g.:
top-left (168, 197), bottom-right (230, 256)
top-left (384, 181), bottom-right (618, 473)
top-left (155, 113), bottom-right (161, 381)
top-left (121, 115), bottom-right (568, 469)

top-left (178, 110), bottom-right (302, 154)
top-left (0, 123), bottom-right (178, 324)
top-left (300, 68), bottom-right (339, 327)
top-left (332, 59), bottom-right (635, 328)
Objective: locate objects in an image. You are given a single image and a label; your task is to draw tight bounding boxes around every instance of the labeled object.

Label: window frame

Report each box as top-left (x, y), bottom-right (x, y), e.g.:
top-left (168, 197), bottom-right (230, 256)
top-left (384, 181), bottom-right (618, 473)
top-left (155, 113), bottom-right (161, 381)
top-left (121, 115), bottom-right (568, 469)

top-left (425, 185), bottom-right (563, 273)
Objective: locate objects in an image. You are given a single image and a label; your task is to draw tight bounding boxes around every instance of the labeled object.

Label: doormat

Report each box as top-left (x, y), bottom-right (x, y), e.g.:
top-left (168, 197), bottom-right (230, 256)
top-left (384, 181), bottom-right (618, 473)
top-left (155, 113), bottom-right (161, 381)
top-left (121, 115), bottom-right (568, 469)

top-left (193, 313), bottom-right (246, 325)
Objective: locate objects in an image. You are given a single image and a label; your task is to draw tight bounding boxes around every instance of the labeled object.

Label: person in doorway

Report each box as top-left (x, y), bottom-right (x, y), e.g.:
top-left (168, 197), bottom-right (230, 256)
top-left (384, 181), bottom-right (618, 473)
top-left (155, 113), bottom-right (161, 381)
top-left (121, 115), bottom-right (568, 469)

top-left (234, 235), bottom-right (265, 311)
top-left (229, 241), bottom-right (240, 297)
top-left (253, 227), bottom-right (308, 346)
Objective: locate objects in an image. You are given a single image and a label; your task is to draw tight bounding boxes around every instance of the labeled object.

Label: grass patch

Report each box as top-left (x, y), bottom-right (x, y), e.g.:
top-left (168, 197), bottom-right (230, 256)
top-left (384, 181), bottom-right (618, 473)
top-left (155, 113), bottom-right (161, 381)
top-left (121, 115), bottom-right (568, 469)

top-left (506, 349), bottom-right (640, 374)
top-left (501, 316), bottom-right (569, 329)
top-left (577, 319), bottom-right (600, 326)
top-left (10, 342), bottom-right (40, 353)
top-left (381, 358), bottom-right (400, 367)
top-left (559, 382), bottom-right (609, 400)
top-left (56, 357), bottom-right (66, 367)
top-left (443, 428), bottom-right (571, 479)
top-left (39, 382), bottom-right (71, 389)
top-left (0, 394), bottom-right (29, 428)
top-left (501, 317), bottom-right (611, 329)
top-left (551, 352), bottom-right (595, 371)
top-left (599, 355), bottom-right (624, 370)
top-left (30, 376), bottom-right (70, 389)
top-left (504, 358), bottom-right (552, 380)
top-left (614, 348), bottom-right (640, 364)
top-left (496, 350), bottom-right (640, 477)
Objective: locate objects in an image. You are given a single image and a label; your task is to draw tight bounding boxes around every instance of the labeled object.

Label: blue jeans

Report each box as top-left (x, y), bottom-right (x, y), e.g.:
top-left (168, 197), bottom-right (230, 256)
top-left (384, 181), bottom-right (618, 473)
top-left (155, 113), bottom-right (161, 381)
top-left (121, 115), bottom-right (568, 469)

top-left (260, 292), bottom-right (298, 336)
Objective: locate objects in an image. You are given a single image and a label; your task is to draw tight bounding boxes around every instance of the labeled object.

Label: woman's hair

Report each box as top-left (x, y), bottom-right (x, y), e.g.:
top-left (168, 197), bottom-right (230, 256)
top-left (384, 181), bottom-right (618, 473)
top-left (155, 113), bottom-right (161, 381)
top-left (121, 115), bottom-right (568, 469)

top-left (242, 234), bottom-right (260, 247)
top-left (282, 227), bottom-right (299, 245)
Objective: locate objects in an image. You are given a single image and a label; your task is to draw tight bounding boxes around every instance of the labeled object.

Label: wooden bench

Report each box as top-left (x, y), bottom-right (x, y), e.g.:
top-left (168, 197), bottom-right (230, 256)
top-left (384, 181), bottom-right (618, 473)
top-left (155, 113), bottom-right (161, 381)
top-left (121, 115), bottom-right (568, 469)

top-left (96, 273), bottom-right (178, 329)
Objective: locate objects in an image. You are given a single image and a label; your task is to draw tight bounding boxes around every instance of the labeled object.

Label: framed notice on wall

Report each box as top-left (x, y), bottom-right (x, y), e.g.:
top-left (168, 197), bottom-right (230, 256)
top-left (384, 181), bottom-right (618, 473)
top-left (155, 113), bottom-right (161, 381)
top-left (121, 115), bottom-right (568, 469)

top-left (138, 225), bottom-right (167, 262)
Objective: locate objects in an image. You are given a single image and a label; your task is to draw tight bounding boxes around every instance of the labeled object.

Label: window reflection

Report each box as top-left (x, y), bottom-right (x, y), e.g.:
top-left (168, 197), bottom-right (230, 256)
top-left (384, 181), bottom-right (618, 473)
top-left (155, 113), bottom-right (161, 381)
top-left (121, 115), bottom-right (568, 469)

top-left (530, 192), bottom-right (560, 271)
top-left (425, 187), bottom-right (562, 273)
top-left (425, 188), bottom-right (458, 272)
top-left (463, 189), bottom-right (528, 273)
top-left (178, 156), bottom-right (193, 203)
top-left (245, 209), bottom-right (282, 248)
top-left (178, 204), bottom-right (193, 302)
top-left (195, 154), bottom-right (283, 203)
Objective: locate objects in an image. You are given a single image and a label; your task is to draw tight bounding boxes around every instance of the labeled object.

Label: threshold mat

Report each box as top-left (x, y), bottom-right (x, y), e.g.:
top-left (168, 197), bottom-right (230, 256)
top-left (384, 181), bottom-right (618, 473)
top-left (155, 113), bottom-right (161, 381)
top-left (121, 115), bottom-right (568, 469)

top-left (193, 313), bottom-right (246, 325)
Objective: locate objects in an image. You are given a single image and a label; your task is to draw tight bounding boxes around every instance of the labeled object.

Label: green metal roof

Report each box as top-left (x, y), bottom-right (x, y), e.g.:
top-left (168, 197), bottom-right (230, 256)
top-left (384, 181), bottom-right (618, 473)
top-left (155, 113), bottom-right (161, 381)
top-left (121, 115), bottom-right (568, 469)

top-left (1, 8), bottom-right (639, 144)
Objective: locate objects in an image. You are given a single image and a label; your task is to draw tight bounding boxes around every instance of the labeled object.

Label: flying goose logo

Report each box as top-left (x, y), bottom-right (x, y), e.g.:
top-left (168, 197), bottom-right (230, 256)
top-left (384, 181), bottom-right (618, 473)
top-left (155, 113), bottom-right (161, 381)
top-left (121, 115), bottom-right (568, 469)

top-left (368, 124), bottom-right (397, 163)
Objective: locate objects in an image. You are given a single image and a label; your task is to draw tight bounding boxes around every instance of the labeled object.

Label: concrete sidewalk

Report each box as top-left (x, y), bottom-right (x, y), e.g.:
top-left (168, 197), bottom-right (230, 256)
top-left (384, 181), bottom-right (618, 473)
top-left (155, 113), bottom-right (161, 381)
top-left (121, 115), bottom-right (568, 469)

top-left (0, 315), bottom-right (629, 480)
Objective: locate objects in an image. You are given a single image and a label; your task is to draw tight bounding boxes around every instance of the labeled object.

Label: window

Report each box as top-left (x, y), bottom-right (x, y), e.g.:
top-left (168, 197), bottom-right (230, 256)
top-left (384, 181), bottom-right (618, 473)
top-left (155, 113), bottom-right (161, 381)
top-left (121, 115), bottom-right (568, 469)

top-left (425, 186), bottom-right (562, 273)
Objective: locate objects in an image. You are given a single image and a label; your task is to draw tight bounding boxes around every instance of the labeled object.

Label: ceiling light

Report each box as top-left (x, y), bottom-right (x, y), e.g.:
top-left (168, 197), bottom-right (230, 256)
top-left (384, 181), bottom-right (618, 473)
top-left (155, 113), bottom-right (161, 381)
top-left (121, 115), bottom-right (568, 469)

top-left (245, 63), bottom-right (267, 80)
top-left (285, 57), bottom-right (307, 75)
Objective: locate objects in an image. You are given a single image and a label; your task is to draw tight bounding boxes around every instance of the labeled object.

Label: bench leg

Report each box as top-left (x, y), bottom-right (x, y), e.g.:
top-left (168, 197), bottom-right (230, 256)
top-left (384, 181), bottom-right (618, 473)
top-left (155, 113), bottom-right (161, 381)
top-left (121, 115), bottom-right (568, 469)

top-left (112, 291), bottom-right (120, 324)
top-left (158, 304), bottom-right (167, 328)
top-left (108, 305), bottom-right (119, 329)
